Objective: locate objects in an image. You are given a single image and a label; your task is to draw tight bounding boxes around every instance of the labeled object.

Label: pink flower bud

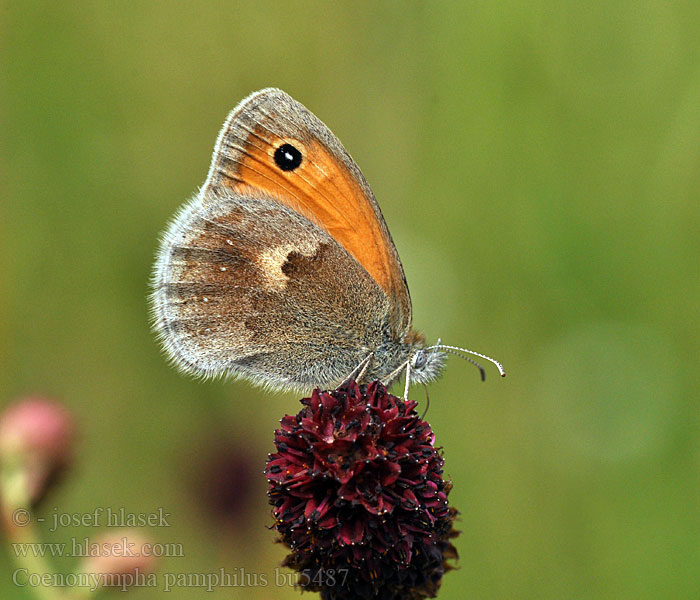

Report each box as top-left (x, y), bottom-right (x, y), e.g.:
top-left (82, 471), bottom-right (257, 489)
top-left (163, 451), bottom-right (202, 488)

top-left (0, 396), bottom-right (74, 505)
top-left (80, 531), bottom-right (158, 589)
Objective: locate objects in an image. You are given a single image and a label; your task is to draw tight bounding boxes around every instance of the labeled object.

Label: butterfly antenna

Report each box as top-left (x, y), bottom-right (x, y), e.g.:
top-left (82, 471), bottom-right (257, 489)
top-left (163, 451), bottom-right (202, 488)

top-left (427, 343), bottom-right (506, 379)
top-left (421, 383), bottom-right (431, 420)
top-left (431, 338), bottom-right (442, 359)
top-left (440, 347), bottom-right (486, 381)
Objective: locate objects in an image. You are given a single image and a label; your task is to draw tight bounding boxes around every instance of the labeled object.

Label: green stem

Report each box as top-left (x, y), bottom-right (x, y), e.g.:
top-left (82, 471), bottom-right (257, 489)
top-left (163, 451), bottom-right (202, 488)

top-left (1, 458), bottom-right (96, 600)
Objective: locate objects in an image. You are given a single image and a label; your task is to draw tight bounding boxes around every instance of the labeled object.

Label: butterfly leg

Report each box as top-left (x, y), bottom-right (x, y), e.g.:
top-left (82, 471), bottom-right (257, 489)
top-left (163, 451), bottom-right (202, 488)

top-left (382, 358), bottom-right (410, 395)
top-left (342, 352), bottom-right (374, 387)
top-left (403, 361), bottom-right (412, 400)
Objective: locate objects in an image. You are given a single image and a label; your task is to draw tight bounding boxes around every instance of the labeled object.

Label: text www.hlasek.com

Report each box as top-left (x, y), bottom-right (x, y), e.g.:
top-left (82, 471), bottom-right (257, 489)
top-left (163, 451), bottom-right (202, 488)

top-left (12, 537), bottom-right (183, 559)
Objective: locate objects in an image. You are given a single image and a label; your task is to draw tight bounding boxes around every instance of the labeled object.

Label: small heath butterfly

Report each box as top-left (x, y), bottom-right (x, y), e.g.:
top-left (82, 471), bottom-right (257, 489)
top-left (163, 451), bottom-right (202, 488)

top-left (150, 89), bottom-right (504, 394)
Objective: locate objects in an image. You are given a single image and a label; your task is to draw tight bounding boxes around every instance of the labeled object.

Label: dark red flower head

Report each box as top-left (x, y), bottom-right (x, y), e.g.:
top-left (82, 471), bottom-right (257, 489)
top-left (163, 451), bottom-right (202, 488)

top-left (266, 381), bottom-right (458, 599)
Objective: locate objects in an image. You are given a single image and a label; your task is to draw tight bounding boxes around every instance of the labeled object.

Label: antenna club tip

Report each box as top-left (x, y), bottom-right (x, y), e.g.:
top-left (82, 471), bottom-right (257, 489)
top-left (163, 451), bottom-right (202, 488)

top-left (500, 372), bottom-right (506, 378)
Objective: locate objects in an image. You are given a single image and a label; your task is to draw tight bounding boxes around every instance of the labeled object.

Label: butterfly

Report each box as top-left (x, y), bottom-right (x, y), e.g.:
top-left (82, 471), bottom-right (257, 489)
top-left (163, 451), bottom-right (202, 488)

top-left (150, 89), bottom-right (504, 395)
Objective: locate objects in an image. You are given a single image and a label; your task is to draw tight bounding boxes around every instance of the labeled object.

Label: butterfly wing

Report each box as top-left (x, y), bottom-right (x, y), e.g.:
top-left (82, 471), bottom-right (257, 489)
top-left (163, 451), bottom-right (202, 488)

top-left (151, 186), bottom-right (396, 390)
top-left (151, 89), bottom-right (414, 389)
top-left (204, 88), bottom-right (412, 335)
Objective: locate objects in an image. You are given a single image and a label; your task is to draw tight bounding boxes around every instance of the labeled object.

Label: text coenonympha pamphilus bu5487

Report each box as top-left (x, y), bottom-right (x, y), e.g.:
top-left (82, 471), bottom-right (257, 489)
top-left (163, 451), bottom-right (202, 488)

top-left (150, 89), bottom-right (504, 394)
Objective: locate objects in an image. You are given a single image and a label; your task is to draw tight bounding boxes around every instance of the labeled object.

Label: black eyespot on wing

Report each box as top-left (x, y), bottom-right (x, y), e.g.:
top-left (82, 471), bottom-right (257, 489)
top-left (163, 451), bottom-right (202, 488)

top-left (274, 144), bottom-right (302, 171)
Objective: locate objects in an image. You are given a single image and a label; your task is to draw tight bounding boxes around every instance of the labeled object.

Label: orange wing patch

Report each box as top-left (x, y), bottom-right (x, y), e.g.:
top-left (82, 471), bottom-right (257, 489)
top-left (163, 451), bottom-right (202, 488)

top-left (214, 126), bottom-right (409, 329)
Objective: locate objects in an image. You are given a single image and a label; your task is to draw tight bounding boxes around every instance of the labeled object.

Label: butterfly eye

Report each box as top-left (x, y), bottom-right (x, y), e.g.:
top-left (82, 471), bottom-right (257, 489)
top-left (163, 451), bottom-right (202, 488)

top-left (412, 350), bottom-right (427, 370)
top-left (274, 143), bottom-right (302, 171)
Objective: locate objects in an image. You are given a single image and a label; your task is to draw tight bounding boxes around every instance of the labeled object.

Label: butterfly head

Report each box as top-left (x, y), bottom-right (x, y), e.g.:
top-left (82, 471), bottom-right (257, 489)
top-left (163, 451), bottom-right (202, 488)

top-left (383, 333), bottom-right (505, 388)
top-left (408, 346), bottom-right (447, 385)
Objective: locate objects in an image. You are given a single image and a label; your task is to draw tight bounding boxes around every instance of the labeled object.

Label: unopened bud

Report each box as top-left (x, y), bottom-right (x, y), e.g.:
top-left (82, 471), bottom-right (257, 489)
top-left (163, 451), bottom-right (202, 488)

top-left (80, 531), bottom-right (158, 589)
top-left (0, 397), bottom-right (74, 505)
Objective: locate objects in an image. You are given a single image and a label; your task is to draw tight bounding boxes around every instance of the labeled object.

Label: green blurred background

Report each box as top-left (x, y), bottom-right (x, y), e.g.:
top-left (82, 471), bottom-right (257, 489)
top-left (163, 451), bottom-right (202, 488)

top-left (2, 2), bottom-right (699, 598)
